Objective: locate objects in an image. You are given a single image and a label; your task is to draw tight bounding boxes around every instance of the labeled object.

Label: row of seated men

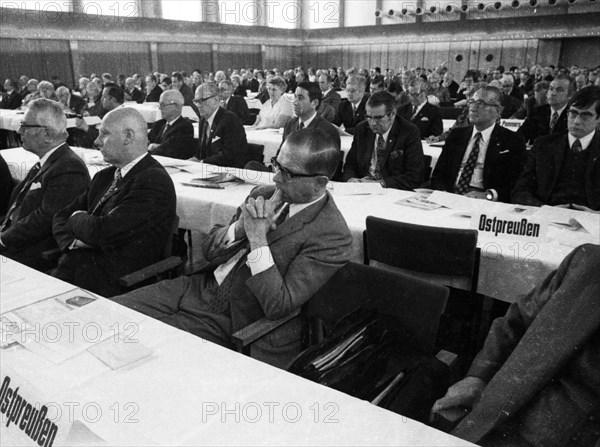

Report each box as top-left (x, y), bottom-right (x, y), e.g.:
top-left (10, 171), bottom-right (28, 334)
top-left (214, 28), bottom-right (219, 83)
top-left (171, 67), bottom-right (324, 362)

top-left (1, 96), bottom-right (599, 446)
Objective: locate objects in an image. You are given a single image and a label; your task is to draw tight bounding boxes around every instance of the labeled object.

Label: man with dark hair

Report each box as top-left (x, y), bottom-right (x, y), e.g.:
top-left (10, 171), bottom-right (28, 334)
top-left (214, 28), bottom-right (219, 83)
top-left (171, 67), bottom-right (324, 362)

top-left (512, 86), bottom-right (600, 211)
top-left (172, 71), bottom-right (194, 106)
top-left (433, 243), bottom-right (600, 447)
top-left (517, 74), bottom-right (575, 145)
top-left (0, 79), bottom-right (22, 110)
top-left (147, 90), bottom-right (195, 159)
top-left (333, 74), bottom-right (369, 135)
top-left (0, 153), bottom-right (13, 215)
top-left (145, 74), bottom-right (162, 102)
top-left (406, 78), bottom-right (443, 139)
top-left (318, 73), bottom-right (341, 113)
top-left (52, 108), bottom-right (176, 297)
top-left (343, 91), bottom-right (424, 190)
top-left (431, 86), bottom-right (526, 202)
top-left (0, 99), bottom-right (90, 271)
top-left (219, 80), bottom-right (250, 125)
top-left (111, 128), bottom-right (352, 369)
top-left (511, 81), bottom-right (549, 120)
top-left (369, 77), bottom-right (385, 95)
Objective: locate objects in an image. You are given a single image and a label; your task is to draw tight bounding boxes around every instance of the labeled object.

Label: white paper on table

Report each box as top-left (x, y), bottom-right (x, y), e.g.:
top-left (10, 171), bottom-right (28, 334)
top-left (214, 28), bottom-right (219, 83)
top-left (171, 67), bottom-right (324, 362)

top-left (328, 182), bottom-right (385, 196)
top-left (534, 205), bottom-right (600, 241)
top-left (428, 191), bottom-right (513, 215)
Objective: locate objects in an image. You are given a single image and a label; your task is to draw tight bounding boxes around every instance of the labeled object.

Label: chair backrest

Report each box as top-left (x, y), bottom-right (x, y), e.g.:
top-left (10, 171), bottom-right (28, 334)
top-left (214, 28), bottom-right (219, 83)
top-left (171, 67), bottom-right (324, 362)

top-left (364, 216), bottom-right (479, 292)
top-left (247, 143), bottom-right (265, 163)
top-left (305, 262), bottom-right (449, 355)
top-left (423, 154), bottom-right (433, 183)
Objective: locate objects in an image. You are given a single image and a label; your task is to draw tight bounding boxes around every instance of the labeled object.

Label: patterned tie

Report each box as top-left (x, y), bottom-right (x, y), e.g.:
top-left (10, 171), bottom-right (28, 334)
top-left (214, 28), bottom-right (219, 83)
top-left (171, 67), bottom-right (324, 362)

top-left (373, 134), bottom-right (386, 180)
top-left (456, 132), bottom-right (482, 195)
top-left (571, 139), bottom-right (582, 153)
top-left (1, 162), bottom-right (41, 231)
top-left (549, 111), bottom-right (559, 132)
top-left (209, 204), bottom-right (289, 314)
top-left (91, 169), bottom-right (122, 215)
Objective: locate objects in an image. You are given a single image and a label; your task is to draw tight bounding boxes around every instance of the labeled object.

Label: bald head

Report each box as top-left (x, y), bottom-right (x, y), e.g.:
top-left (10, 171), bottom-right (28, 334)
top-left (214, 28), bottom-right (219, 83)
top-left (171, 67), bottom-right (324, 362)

top-left (95, 108), bottom-right (148, 167)
top-left (160, 89), bottom-right (184, 106)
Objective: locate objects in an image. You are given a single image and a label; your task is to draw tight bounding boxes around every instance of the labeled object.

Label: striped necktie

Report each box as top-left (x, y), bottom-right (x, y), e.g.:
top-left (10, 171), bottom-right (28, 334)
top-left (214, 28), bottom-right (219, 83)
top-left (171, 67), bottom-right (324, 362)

top-left (1, 162), bottom-right (41, 231)
top-left (456, 132), bottom-right (482, 195)
top-left (92, 169), bottom-right (122, 215)
top-left (549, 111), bottom-right (559, 132)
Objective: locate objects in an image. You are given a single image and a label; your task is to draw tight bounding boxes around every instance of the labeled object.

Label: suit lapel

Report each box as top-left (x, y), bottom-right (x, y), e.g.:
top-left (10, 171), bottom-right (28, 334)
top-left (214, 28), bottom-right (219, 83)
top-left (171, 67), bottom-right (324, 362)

top-left (267, 194), bottom-right (328, 245)
top-left (482, 125), bottom-right (502, 184)
top-left (30, 144), bottom-right (69, 183)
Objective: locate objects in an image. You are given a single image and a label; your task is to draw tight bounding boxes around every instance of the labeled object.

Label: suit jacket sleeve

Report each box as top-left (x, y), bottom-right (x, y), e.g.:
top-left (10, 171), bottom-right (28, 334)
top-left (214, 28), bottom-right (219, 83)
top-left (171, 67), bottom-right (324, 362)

top-left (54, 165), bottom-right (175, 250)
top-left (466, 246), bottom-right (580, 383)
top-left (150, 119), bottom-right (196, 159)
top-left (203, 112), bottom-right (248, 168)
top-left (2, 157), bottom-right (90, 249)
top-left (342, 133), bottom-right (361, 181)
top-left (511, 140), bottom-right (545, 206)
top-left (383, 123), bottom-right (424, 191)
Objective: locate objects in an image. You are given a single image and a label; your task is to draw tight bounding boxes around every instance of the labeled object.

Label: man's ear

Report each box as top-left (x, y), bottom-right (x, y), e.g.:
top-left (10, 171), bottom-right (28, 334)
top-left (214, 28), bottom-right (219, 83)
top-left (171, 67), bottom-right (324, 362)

top-left (123, 128), bottom-right (135, 145)
top-left (315, 175), bottom-right (329, 188)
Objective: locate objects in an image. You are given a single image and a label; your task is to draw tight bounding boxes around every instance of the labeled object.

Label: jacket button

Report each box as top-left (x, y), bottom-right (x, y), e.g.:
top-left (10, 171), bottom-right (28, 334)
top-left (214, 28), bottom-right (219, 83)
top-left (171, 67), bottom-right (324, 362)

top-left (588, 415), bottom-right (596, 422)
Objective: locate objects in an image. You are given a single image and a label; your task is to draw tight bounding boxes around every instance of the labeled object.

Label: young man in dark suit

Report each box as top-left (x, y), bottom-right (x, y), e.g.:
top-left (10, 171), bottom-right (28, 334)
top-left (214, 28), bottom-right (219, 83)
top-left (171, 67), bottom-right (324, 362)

top-left (406, 79), bottom-right (443, 140)
top-left (512, 86), bottom-right (600, 211)
top-left (0, 99), bottom-right (90, 271)
top-left (343, 91), bottom-right (424, 190)
top-left (0, 79), bottom-right (22, 110)
top-left (147, 90), bottom-right (195, 159)
top-left (333, 74), bottom-right (369, 135)
top-left (431, 86), bottom-right (526, 203)
top-left (111, 129), bottom-right (352, 369)
top-left (194, 82), bottom-right (249, 168)
top-left (144, 74), bottom-right (163, 103)
top-left (52, 108), bottom-right (176, 297)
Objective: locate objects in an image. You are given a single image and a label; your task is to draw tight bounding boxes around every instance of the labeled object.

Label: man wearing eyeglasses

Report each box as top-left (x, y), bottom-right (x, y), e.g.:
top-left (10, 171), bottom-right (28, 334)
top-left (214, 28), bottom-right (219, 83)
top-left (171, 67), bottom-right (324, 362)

top-left (194, 82), bottom-right (249, 168)
top-left (111, 128), bottom-right (352, 368)
top-left (147, 90), bottom-right (195, 159)
top-left (342, 91), bottom-right (424, 190)
top-left (406, 78), bottom-right (443, 139)
top-left (517, 75), bottom-right (575, 145)
top-left (431, 86), bottom-right (526, 202)
top-left (512, 86), bottom-right (600, 212)
top-left (0, 99), bottom-right (90, 271)
top-left (333, 75), bottom-right (369, 135)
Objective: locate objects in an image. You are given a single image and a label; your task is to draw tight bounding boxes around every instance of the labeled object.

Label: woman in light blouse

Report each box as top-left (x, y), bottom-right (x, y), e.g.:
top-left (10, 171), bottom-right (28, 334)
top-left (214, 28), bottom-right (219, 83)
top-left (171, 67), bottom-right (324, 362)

top-left (252, 76), bottom-right (293, 129)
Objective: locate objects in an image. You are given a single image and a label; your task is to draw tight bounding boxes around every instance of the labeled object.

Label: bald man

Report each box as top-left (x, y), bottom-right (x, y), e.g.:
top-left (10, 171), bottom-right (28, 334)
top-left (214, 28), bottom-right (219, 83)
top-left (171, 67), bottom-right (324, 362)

top-left (147, 90), bottom-right (195, 159)
top-left (52, 108), bottom-right (176, 297)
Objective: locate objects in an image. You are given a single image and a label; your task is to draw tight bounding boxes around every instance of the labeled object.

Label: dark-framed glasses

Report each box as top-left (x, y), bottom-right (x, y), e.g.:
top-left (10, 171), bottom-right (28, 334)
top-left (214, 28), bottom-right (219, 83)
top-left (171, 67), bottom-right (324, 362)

top-left (159, 101), bottom-right (180, 108)
top-left (193, 95), bottom-right (217, 105)
top-left (19, 122), bottom-right (48, 130)
top-left (271, 157), bottom-right (322, 180)
top-left (365, 113), bottom-right (391, 121)
top-left (567, 108), bottom-right (596, 121)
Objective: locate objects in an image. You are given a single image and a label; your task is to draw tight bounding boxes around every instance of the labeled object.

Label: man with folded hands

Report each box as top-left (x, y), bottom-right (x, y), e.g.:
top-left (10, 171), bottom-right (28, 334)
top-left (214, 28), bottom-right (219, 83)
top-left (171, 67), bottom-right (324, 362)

top-left (111, 128), bottom-right (352, 369)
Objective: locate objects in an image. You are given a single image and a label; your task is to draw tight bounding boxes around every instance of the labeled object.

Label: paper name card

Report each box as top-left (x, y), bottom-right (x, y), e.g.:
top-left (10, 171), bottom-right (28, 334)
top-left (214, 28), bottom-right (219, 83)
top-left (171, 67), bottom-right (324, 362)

top-left (472, 213), bottom-right (547, 242)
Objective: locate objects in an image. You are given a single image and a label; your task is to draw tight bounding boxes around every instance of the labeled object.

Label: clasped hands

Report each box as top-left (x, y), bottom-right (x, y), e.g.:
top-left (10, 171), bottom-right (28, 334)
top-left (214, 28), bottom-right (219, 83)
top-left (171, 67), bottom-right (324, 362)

top-left (430, 376), bottom-right (486, 422)
top-left (234, 189), bottom-right (283, 247)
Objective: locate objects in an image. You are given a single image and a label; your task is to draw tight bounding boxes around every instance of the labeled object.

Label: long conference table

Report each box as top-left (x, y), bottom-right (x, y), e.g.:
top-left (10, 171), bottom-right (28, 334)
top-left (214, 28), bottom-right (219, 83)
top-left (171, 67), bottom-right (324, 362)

top-left (0, 258), bottom-right (474, 446)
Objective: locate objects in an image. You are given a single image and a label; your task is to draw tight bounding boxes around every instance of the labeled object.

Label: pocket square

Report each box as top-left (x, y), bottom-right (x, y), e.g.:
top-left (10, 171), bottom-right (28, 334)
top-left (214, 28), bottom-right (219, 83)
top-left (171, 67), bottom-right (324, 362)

top-left (498, 150), bottom-right (510, 155)
top-left (29, 182), bottom-right (42, 191)
top-left (211, 136), bottom-right (221, 143)
top-left (420, 117), bottom-right (429, 121)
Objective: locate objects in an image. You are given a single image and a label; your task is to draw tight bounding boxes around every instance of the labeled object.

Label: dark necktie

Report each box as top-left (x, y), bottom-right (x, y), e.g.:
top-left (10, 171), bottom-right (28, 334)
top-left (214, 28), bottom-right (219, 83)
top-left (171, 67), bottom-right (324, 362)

top-left (92, 169), bottom-right (122, 215)
top-left (1, 162), bottom-right (41, 231)
top-left (456, 132), bottom-right (482, 195)
top-left (571, 139), bottom-right (582, 153)
top-left (373, 134), bottom-right (386, 180)
top-left (299, 121), bottom-right (305, 130)
top-left (549, 111), bottom-right (559, 132)
top-left (160, 122), bottom-right (170, 141)
top-left (209, 204), bottom-right (289, 314)
top-left (198, 119), bottom-right (210, 159)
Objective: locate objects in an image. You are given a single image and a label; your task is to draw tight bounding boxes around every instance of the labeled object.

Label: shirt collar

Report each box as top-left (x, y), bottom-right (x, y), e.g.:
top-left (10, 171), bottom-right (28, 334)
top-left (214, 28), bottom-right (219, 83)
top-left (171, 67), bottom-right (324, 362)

top-left (471, 123), bottom-right (496, 143)
top-left (551, 104), bottom-right (567, 116)
top-left (289, 193), bottom-right (326, 218)
top-left (568, 130), bottom-right (596, 151)
top-left (120, 153), bottom-right (147, 178)
top-left (206, 106), bottom-right (219, 130)
top-left (322, 88), bottom-right (332, 97)
top-left (166, 115), bottom-right (181, 127)
top-left (39, 143), bottom-right (63, 167)
top-left (300, 111), bottom-right (317, 128)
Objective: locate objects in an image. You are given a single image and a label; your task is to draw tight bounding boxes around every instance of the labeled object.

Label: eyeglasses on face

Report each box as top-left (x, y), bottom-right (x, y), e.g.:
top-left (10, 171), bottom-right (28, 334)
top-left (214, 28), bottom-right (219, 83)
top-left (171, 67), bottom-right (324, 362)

top-left (365, 113), bottom-right (391, 121)
top-left (270, 157), bottom-right (321, 180)
top-left (467, 99), bottom-right (500, 108)
top-left (19, 122), bottom-right (47, 130)
top-left (567, 108), bottom-right (597, 121)
top-left (159, 101), bottom-right (179, 108)
top-left (193, 95), bottom-right (217, 105)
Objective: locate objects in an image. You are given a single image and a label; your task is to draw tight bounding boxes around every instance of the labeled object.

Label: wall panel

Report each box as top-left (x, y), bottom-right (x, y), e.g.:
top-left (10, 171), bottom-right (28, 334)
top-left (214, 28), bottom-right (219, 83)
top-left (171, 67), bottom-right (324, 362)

top-left (477, 40), bottom-right (502, 72)
top-left (560, 37), bottom-right (600, 68)
top-left (448, 41), bottom-right (471, 80)
top-left (387, 42), bottom-right (408, 72)
top-left (77, 41), bottom-right (151, 79)
top-left (369, 43), bottom-right (384, 70)
top-left (536, 39), bottom-right (562, 67)
top-left (500, 40), bottom-right (528, 70)
top-left (524, 39), bottom-right (539, 68)
top-left (422, 41), bottom-right (450, 72)
top-left (214, 44), bottom-right (261, 71)
top-left (157, 42), bottom-right (211, 73)
top-left (406, 42), bottom-right (425, 70)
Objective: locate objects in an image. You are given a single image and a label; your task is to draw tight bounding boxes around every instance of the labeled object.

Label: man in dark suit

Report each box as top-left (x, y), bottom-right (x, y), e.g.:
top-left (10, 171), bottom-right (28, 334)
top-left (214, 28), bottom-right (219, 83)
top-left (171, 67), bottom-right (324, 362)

top-left (333, 74), bottom-right (368, 135)
top-left (517, 75), bottom-right (574, 144)
top-left (431, 86), bottom-right (526, 203)
top-left (125, 77), bottom-right (144, 103)
top-left (147, 90), bottom-right (195, 159)
top-left (144, 74), bottom-right (162, 103)
top-left (56, 86), bottom-right (87, 115)
top-left (318, 73), bottom-right (341, 113)
top-left (172, 72), bottom-right (194, 106)
top-left (111, 129), bottom-right (352, 369)
top-left (0, 153), bottom-right (14, 216)
top-left (442, 72), bottom-right (460, 101)
top-left (195, 82), bottom-right (249, 168)
top-left (343, 91), bottom-right (424, 190)
top-left (512, 86), bottom-right (600, 211)
top-left (0, 99), bottom-right (90, 271)
top-left (52, 108), bottom-right (176, 297)
top-left (0, 79), bottom-right (22, 110)
top-left (433, 243), bottom-right (600, 447)
top-left (510, 80), bottom-right (549, 119)
top-left (219, 80), bottom-right (250, 125)
top-left (406, 79), bottom-right (443, 139)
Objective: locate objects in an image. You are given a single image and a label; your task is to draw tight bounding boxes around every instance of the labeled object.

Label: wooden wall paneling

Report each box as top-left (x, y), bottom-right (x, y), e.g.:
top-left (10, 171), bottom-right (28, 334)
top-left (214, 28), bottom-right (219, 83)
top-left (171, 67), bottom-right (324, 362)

top-left (448, 41), bottom-right (471, 79)
top-left (468, 40), bottom-right (481, 70)
top-left (422, 41), bottom-right (450, 71)
top-left (369, 43), bottom-right (384, 70)
top-left (77, 41), bottom-right (151, 80)
top-left (157, 43), bottom-right (212, 74)
top-left (524, 39), bottom-right (539, 68)
top-left (500, 40), bottom-right (528, 70)
top-left (358, 44), bottom-right (371, 70)
top-left (406, 42), bottom-right (425, 70)
top-left (316, 45), bottom-right (326, 69)
top-left (387, 42), bottom-right (408, 72)
top-left (477, 40), bottom-right (501, 72)
top-left (304, 46), bottom-right (319, 68)
top-left (536, 39), bottom-right (562, 67)
top-left (342, 44), bottom-right (351, 69)
top-left (328, 46), bottom-right (343, 69)
top-left (559, 37), bottom-right (600, 68)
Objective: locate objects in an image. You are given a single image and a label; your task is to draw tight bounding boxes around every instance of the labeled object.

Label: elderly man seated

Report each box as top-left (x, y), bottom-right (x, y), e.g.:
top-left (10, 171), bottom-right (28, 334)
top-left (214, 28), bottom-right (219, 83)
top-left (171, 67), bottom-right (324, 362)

top-left (111, 128), bottom-right (352, 369)
top-left (147, 90), bottom-right (195, 159)
top-left (432, 243), bottom-right (600, 447)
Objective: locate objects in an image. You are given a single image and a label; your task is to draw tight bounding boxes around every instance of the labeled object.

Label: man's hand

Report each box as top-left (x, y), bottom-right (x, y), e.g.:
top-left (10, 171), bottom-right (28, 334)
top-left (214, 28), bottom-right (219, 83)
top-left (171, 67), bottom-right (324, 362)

top-left (464, 190), bottom-right (488, 200)
top-left (426, 135), bottom-right (440, 143)
top-left (431, 376), bottom-right (486, 414)
top-left (242, 189), bottom-right (282, 248)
